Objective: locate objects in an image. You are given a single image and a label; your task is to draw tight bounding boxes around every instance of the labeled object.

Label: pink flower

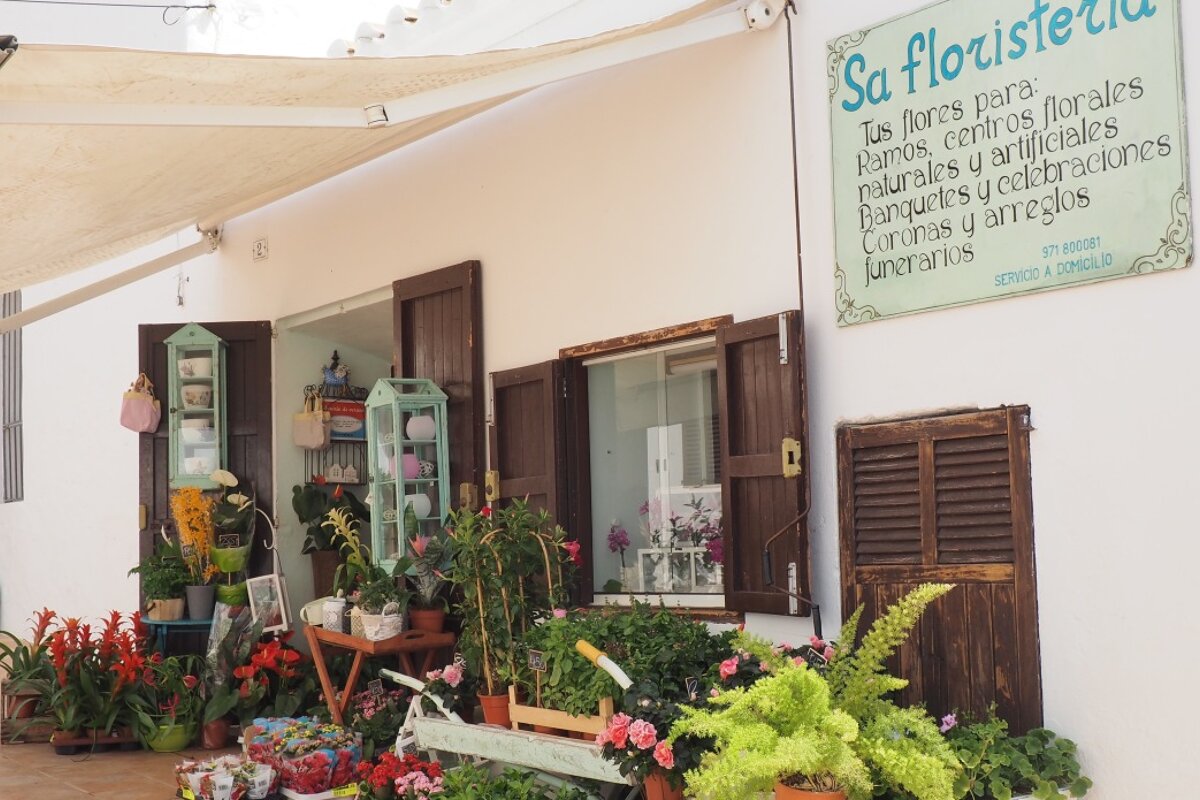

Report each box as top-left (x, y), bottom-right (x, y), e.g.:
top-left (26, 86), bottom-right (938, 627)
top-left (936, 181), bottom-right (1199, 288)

top-left (608, 713), bottom-right (631, 749)
top-left (653, 740), bottom-right (675, 770)
top-left (553, 608), bottom-right (567, 619)
top-left (628, 719), bottom-right (657, 750)
top-left (718, 656), bottom-right (739, 681)
top-left (410, 535), bottom-right (430, 557)
top-left (425, 669), bottom-right (443, 682)
top-left (595, 728), bottom-right (611, 746)
top-left (759, 662), bottom-right (770, 672)
top-left (442, 663), bottom-right (463, 688)
top-left (563, 540), bottom-right (583, 567)
top-left (709, 688), bottom-right (720, 698)
top-left (793, 656), bottom-right (806, 667)
top-left (823, 645), bottom-right (835, 661)
top-left (940, 713), bottom-right (957, 733)
top-left (810, 636), bottom-right (826, 649)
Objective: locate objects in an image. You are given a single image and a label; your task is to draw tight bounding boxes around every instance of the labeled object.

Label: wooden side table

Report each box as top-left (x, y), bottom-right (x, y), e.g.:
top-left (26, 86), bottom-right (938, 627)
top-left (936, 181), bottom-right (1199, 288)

top-left (303, 624), bottom-right (456, 725)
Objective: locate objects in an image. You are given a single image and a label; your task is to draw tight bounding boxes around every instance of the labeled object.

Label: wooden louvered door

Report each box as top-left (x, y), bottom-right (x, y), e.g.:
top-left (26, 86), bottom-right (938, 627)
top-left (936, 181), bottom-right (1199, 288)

top-left (837, 407), bottom-right (1042, 733)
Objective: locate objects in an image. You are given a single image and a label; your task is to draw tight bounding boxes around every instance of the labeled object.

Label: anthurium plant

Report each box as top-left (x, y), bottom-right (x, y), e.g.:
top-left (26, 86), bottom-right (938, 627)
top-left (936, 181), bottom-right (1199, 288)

top-left (294, 482), bottom-right (370, 554)
top-left (209, 469), bottom-right (255, 546)
top-left (128, 654), bottom-right (204, 740)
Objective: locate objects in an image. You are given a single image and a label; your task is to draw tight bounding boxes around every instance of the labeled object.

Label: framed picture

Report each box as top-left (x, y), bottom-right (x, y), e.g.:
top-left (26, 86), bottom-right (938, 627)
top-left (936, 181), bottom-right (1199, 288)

top-left (247, 574), bottom-right (289, 634)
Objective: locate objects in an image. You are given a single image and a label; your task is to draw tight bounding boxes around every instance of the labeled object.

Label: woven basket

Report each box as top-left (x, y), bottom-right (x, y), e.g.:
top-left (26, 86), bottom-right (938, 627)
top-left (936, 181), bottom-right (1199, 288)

top-left (360, 602), bottom-right (405, 641)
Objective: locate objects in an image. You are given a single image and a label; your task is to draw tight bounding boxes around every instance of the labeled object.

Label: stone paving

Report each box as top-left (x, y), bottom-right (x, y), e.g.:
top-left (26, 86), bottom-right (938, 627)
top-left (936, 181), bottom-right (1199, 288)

top-left (0, 741), bottom-right (237, 799)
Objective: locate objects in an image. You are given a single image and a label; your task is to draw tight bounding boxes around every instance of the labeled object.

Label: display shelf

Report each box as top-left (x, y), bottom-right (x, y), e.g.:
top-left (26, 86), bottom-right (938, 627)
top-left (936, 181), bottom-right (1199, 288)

top-left (166, 323), bottom-right (227, 490)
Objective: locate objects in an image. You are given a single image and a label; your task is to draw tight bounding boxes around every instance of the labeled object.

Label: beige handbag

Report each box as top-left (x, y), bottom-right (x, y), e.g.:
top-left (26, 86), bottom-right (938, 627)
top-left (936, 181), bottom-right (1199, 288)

top-left (292, 393), bottom-right (331, 450)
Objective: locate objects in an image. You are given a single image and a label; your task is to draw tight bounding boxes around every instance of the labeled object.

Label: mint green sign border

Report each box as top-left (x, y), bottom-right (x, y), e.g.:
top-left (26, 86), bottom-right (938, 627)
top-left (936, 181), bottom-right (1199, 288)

top-left (828, 0), bottom-right (1192, 326)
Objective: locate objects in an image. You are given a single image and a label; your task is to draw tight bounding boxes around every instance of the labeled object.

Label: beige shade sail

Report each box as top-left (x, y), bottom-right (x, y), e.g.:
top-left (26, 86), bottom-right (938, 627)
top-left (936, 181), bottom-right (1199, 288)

top-left (0, 0), bottom-right (751, 293)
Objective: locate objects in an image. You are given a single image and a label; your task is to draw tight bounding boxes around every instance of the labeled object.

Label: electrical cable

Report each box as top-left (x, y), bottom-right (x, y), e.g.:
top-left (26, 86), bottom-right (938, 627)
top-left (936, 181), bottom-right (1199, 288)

top-left (0, 0), bottom-right (213, 26)
top-left (784, 1), bottom-right (805, 306)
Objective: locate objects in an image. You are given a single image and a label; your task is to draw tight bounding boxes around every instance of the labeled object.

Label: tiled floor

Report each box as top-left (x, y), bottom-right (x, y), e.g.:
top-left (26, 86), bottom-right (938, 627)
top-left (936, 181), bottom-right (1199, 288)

top-left (0, 741), bottom-right (236, 799)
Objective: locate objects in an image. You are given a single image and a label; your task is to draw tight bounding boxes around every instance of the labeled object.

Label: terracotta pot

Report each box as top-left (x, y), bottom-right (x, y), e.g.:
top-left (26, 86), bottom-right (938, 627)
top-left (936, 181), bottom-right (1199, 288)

top-left (773, 781), bottom-right (847, 800)
top-left (145, 598), bottom-right (185, 621)
top-left (201, 718), bottom-right (230, 749)
top-left (477, 693), bottom-right (512, 728)
top-left (310, 549), bottom-right (341, 597)
top-left (3, 686), bottom-right (40, 719)
top-left (642, 771), bottom-right (683, 800)
top-left (532, 724), bottom-right (566, 736)
top-left (408, 608), bottom-right (446, 633)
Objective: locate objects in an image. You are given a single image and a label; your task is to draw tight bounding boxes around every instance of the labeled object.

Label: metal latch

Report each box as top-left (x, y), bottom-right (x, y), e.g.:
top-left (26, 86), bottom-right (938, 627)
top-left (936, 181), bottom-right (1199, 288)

top-left (781, 437), bottom-right (802, 478)
top-left (484, 470), bottom-right (500, 502)
top-left (459, 482), bottom-right (479, 511)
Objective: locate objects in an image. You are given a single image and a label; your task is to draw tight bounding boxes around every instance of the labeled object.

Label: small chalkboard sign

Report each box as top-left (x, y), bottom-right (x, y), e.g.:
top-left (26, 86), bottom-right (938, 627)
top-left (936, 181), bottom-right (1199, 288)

top-left (528, 649), bottom-right (547, 672)
top-left (181, 544), bottom-right (195, 558)
top-left (367, 678), bottom-right (385, 697)
top-left (217, 534), bottom-right (240, 549)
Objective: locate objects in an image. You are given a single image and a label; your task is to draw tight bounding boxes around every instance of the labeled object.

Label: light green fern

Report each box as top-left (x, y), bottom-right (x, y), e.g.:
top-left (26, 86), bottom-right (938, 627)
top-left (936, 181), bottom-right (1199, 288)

top-left (825, 583), bottom-right (961, 800)
top-left (669, 665), bottom-right (874, 800)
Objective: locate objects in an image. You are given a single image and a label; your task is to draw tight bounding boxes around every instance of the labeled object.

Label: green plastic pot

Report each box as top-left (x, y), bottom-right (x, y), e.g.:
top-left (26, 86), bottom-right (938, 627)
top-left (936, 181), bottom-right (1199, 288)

top-left (210, 543), bottom-right (253, 573)
top-left (146, 721), bottom-right (196, 753)
top-left (215, 581), bottom-right (248, 606)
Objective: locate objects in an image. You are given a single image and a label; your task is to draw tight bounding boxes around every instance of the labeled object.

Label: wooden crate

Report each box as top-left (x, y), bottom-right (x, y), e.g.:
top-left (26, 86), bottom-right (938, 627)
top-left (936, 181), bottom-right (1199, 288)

top-left (506, 685), bottom-right (614, 735)
top-left (0, 714), bottom-right (54, 744)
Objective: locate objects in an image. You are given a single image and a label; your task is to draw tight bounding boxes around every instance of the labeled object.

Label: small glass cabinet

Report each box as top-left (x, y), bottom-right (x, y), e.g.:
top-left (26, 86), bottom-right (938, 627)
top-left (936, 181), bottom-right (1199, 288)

top-left (166, 323), bottom-right (228, 490)
top-left (365, 378), bottom-right (450, 574)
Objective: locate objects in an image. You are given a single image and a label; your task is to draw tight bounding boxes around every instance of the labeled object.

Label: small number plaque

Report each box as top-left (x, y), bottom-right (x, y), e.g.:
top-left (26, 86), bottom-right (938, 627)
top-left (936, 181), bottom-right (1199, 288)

top-left (367, 678), bottom-right (385, 697)
top-left (217, 534), bottom-right (240, 549)
top-left (528, 650), bottom-right (547, 672)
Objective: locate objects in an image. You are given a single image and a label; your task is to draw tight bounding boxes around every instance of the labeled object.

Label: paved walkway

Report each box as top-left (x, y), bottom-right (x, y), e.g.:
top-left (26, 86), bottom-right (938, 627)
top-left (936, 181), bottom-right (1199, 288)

top-left (0, 742), bottom-right (235, 799)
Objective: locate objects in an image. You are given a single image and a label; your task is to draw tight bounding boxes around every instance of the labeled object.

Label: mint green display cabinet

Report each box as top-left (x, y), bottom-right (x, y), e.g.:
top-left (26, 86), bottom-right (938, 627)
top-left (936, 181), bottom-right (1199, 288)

top-left (166, 323), bottom-right (228, 490)
top-left (365, 378), bottom-right (451, 574)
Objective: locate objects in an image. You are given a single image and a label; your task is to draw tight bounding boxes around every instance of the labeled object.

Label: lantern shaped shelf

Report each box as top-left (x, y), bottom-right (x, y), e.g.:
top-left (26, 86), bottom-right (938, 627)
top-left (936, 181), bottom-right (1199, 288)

top-left (365, 378), bottom-right (451, 574)
top-left (166, 323), bottom-right (228, 490)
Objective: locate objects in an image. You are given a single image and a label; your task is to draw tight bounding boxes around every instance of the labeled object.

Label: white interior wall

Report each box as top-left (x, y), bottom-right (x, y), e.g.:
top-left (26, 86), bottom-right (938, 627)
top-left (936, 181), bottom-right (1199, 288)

top-left (0, 4), bottom-right (1195, 795)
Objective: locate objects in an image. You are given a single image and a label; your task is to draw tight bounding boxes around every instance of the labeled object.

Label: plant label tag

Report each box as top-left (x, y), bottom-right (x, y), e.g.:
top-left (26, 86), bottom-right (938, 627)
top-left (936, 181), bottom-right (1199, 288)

top-left (686, 677), bottom-right (699, 699)
top-left (528, 649), bottom-right (547, 672)
top-left (332, 784), bottom-right (359, 797)
top-left (218, 534), bottom-right (240, 549)
top-left (367, 678), bottom-right (385, 697)
top-left (181, 544), bottom-right (195, 558)
top-left (181, 788), bottom-right (196, 800)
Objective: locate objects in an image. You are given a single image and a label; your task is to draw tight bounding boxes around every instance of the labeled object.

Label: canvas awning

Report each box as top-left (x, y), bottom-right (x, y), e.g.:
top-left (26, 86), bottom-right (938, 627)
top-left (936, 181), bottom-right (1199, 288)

top-left (0, 0), bottom-right (783, 322)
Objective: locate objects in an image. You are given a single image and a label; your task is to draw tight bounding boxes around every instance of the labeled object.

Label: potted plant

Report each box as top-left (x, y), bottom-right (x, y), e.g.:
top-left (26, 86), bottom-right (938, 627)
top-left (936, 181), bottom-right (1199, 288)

top-left (668, 663), bottom-right (873, 800)
top-left (200, 607), bottom-right (263, 749)
top-left (0, 608), bottom-right (54, 721)
top-left (353, 572), bottom-right (411, 641)
top-left (294, 482), bottom-right (369, 597)
top-left (129, 541), bottom-right (190, 621)
top-left (171, 486), bottom-right (218, 619)
top-left (404, 527), bottom-right (449, 633)
top-left (209, 469), bottom-right (256, 606)
top-left (129, 654), bottom-right (203, 752)
top-left (944, 712), bottom-right (1092, 800)
top-left (595, 680), bottom-right (711, 800)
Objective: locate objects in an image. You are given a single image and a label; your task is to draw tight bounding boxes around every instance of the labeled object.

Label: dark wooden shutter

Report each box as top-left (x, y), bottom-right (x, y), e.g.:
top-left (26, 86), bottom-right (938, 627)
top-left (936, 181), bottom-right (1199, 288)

top-left (1, 291), bottom-right (21, 503)
top-left (394, 261), bottom-right (484, 508)
top-left (488, 361), bottom-right (566, 518)
top-left (716, 310), bottom-right (810, 615)
top-left (139, 321), bottom-right (275, 576)
top-left (837, 406), bottom-right (1042, 733)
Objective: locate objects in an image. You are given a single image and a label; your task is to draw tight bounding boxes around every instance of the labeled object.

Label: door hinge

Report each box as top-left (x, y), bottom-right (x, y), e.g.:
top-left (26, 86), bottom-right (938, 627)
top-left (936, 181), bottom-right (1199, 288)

top-left (270, 326), bottom-right (279, 340)
top-left (561, 374), bottom-right (569, 399)
top-left (777, 313), bottom-right (789, 365)
top-left (781, 437), bottom-right (802, 478)
top-left (484, 470), bottom-right (500, 503)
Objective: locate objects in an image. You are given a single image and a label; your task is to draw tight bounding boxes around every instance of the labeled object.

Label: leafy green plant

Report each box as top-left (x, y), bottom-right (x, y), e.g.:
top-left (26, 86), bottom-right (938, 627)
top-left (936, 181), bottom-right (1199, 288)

top-left (668, 663), bottom-right (872, 800)
top-left (355, 574), bottom-right (412, 615)
top-left (825, 583), bottom-right (961, 800)
top-left (440, 763), bottom-right (590, 800)
top-left (519, 601), bottom-right (731, 716)
top-left (128, 654), bottom-right (205, 741)
top-left (294, 483), bottom-right (371, 554)
top-left (947, 712), bottom-right (1092, 800)
top-left (128, 540), bottom-right (191, 600)
top-left (324, 506), bottom-right (381, 595)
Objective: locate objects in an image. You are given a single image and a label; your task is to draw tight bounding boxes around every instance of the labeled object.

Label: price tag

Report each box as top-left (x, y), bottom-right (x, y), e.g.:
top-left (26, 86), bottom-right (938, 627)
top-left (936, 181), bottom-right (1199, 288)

top-left (367, 678), bottom-right (385, 697)
top-left (180, 788), bottom-right (196, 800)
top-left (181, 544), bottom-right (195, 558)
top-left (217, 534), bottom-right (240, 549)
top-left (685, 677), bottom-right (699, 699)
top-left (332, 784), bottom-right (359, 797)
top-left (528, 649), bottom-right (547, 672)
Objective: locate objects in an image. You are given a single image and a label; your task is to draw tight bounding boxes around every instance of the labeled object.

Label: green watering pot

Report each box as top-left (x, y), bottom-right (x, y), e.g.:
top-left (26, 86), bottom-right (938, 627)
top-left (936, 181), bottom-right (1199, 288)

top-left (215, 581), bottom-right (248, 606)
top-left (210, 542), bottom-right (253, 573)
top-left (146, 721), bottom-right (196, 753)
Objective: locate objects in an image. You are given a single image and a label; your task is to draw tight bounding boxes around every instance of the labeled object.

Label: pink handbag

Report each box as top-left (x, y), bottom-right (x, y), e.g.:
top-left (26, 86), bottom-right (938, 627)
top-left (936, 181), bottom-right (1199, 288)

top-left (120, 373), bottom-right (161, 433)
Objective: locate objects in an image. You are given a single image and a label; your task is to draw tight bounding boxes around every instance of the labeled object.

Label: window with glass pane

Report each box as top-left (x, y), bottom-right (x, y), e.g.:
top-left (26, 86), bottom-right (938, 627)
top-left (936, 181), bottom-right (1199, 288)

top-left (587, 340), bottom-right (723, 599)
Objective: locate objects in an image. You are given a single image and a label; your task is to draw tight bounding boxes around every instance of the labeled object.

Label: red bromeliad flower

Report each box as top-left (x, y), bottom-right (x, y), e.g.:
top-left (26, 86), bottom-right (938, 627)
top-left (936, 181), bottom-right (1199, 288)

top-left (129, 611), bottom-right (148, 645)
top-left (48, 631), bottom-right (69, 688)
top-left (30, 608), bottom-right (56, 647)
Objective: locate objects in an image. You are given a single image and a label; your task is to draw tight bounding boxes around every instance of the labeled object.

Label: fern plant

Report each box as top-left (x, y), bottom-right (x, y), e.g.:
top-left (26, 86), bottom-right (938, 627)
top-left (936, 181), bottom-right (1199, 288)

top-left (668, 664), bottom-right (873, 800)
top-left (825, 583), bottom-right (960, 800)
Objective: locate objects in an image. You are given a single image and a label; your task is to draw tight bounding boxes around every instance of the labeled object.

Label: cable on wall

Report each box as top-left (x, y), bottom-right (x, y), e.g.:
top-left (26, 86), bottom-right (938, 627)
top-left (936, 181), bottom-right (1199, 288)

top-left (0, 0), bottom-right (214, 25)
top-left (783, 1), bottom-right (805, 308)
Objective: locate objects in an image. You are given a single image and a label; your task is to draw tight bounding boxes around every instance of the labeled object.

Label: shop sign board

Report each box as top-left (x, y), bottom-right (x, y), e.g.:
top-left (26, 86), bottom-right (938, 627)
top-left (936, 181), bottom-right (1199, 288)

top-left (828, 0), bottom-right (1191, 325)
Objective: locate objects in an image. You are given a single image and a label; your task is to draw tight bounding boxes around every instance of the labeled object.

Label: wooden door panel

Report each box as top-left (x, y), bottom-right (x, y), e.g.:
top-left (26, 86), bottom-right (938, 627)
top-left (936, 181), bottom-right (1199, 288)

top-left (394, 261), bottom-right (484, 505)
top-left (838, 407), bottom-right (1042, 733)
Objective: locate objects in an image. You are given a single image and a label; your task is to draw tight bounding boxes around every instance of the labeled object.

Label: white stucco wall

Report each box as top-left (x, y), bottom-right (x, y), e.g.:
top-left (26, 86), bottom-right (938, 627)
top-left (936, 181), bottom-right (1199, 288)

top-left (1, 2), bottom-right (1197, 796)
